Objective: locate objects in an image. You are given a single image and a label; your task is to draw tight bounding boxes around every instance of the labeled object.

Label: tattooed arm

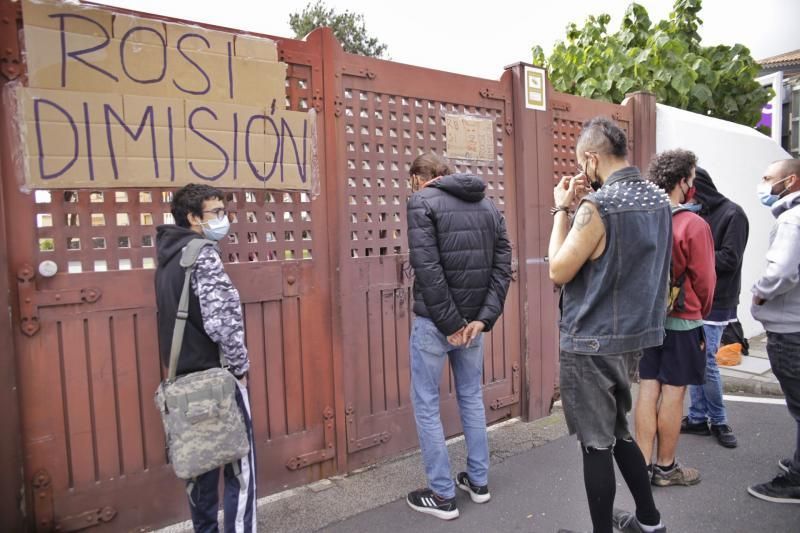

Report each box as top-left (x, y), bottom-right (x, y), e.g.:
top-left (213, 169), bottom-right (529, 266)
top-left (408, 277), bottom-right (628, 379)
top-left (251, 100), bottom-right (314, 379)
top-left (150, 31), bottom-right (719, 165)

top-left (192, 246), bottom-right (250, 376)
top-left (548, 200), bottom-right (606, 286)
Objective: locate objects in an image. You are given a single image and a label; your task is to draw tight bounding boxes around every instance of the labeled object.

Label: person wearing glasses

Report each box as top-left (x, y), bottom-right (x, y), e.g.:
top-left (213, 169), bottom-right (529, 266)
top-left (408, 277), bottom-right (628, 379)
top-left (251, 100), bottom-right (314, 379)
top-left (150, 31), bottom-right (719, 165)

top-left (155, 184), bottom-right (257, 532)
top-left (550, 117), bottom-right (670, 533)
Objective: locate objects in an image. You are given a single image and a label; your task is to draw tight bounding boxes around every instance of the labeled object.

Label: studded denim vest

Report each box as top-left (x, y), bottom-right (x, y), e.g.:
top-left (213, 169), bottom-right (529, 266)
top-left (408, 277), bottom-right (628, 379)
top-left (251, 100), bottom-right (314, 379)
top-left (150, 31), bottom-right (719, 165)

top-left (559, 167), bottom-right (672, 355)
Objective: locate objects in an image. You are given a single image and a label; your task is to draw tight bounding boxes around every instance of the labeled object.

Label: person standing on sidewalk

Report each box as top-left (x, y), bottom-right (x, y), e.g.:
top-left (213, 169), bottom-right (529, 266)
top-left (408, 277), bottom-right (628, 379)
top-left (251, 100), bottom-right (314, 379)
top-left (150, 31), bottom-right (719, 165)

top-left (551, 117), bottom-right (670, 533)
top-left (155, 184), bottom-right (257, 533)
top-left (405, 152), bottom-right (512, 520)
top-left (748, 158), bottom-right (800, 504)
top-left (636, 150), bottom-right (715, 488)
top-left (680, 168), bottom-right (747, 448)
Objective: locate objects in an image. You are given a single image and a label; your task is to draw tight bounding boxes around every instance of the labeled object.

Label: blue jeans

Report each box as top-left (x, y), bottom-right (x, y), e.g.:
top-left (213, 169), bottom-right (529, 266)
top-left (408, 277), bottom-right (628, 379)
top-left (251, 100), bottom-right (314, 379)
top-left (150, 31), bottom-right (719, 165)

top-left (410, 317), bottom-right (488, 499)
top-left (766, 331), bottom-right (800, 480)
top-left (688, 324), bottom-right (728, 425)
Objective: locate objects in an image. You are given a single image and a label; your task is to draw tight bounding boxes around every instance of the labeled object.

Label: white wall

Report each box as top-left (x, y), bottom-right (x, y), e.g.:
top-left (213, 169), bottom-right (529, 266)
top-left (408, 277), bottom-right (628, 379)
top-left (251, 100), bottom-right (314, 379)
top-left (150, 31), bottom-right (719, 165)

top-left (656, 104), bottom-right (794, 338)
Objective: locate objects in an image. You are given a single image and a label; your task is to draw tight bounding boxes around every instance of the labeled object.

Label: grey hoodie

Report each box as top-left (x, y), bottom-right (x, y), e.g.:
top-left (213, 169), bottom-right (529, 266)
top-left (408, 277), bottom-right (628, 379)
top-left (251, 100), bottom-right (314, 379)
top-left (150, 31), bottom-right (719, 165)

top-left (751, 191), bottom-right (800, 333)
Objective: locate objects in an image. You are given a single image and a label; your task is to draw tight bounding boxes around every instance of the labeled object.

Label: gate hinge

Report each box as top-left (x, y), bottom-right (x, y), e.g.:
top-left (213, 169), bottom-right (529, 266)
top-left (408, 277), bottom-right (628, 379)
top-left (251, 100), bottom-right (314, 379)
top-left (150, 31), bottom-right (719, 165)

top-left (56, 507), bottom-right (117, 532)
top-left (552, 100), bottom-right (571, 112)
top-left (341, 65), bottom-right (376, 79)
top-left (312, 90), bottom-right (323, 113)
top-left (0, 0), bottom-right (23, 81)
top-left (17, 265), bottom-right (102, 336)
top-left (286, 407), bottom-right (336, 470)
top-left (490, 363), bottom-right (520, 410)
top-left (345, 404), bottom-right (390, 453)
top-left (32, 470), bottom-right (54, 533)
top-left (333, 95), bottom-right (343, 117)
top-left (479, 88), bottom-right (513, 135)
top-left (31, 469), bottom-right (117, 532)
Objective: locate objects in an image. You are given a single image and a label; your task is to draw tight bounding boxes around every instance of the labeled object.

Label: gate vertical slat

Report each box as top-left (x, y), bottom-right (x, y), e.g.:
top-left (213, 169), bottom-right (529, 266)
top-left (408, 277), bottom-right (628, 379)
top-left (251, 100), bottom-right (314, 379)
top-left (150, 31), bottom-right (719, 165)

top-left (381, 291), bottom-right (400, 410)
top-left (86, 315), bottom-right (121, 481)
top-left (264, 300), bottom-right (288, 438)
top-left (243, 301), bottom-right (269, 439)
top-left (282, 297), bottom-right (306, 435)
top-left (111, 312), bottom-right (147, 474)
top-left (134, 310), bottom-right (168, 471)
top-left (60, 319), bottom-right (95, 487)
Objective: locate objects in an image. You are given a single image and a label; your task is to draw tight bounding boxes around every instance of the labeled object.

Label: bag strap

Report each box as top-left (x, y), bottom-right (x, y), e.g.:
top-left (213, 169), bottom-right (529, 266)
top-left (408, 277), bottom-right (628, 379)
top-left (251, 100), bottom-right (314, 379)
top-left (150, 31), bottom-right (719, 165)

top-left (167, 238), bottom-right (217, 381)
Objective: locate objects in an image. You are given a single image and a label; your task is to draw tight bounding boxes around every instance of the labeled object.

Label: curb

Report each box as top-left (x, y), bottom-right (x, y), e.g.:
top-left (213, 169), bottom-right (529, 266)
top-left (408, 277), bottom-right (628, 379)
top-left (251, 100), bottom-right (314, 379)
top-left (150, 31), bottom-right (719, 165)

top-left (722, 376), bottom-right (784, 397)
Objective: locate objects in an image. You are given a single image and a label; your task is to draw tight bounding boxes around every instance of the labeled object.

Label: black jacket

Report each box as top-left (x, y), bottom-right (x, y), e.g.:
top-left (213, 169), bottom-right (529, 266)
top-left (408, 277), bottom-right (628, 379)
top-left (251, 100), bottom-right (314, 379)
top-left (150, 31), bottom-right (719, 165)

top-left (155, 225), bottom-right (219, 376)
top-left (694, 168), bottom-right (749, 310)
top-left (407, 174), bottom-right (512, 335)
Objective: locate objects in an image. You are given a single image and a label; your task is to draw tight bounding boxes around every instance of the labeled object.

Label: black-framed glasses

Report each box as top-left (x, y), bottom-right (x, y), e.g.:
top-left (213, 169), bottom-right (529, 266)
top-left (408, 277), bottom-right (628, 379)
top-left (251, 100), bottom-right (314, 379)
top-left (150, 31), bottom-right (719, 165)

top-left (202, 208), bottom-right (227, 220)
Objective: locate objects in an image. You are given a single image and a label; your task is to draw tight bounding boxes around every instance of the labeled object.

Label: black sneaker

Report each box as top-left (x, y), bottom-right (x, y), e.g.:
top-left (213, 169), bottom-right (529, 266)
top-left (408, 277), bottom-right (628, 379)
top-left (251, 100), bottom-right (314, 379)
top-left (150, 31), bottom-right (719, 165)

top-left (710, 424), bottom-right (738, 448)
top-left (612, 508), bottom-right (666, 532)
top-left (779, 458), bottom-right (793, 474)
top-left (680, 416), bottom-right (710, 436)
top-left (456, 472), bottom-right (491, 503)
top-left (406, 488), bottom-right (459, 519)
top-left (748, 474), bottom-right (800, 504)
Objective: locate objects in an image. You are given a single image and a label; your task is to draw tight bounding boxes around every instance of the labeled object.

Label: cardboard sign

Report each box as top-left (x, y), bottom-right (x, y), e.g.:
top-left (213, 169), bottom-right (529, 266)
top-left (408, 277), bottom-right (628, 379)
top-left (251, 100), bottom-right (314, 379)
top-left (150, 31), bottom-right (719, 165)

top-left (445, 114), bottom-right (494, 161)
top-left (525, 66), bottom-right (546, 111)
top-left (16, 0), bottom-right (312, 190)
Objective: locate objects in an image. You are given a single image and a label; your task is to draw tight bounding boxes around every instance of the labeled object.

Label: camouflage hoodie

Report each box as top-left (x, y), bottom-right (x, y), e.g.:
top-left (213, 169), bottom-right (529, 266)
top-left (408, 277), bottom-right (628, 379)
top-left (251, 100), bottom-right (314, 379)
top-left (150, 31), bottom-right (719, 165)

top-left (155, 225), bottom-right (249, 377)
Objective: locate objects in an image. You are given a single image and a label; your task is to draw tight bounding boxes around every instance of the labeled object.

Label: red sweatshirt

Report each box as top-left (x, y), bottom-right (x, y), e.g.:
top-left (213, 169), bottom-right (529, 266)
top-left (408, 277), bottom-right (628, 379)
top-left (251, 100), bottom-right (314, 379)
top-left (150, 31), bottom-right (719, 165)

top-left (670, 211), bottom-right (716, 320)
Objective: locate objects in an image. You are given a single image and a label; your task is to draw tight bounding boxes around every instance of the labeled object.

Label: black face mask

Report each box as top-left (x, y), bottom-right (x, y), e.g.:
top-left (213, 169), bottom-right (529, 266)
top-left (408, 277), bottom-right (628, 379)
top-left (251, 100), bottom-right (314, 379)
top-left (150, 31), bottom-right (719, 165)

top-left (588, 160), bottom-right (602, 191)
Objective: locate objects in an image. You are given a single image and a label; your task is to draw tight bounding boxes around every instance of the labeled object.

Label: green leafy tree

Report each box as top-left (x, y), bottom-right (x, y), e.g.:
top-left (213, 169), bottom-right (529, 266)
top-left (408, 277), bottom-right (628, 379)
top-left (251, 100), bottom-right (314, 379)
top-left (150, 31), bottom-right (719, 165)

top-left (532, 0), bottom-right (771, 126)
top-left (289, 1), bottom-right (388, 58)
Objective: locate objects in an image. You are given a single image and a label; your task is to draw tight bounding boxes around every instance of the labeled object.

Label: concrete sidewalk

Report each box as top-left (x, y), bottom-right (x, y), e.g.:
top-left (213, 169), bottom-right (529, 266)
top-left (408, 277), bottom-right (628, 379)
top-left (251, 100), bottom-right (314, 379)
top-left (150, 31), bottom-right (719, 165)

top-left (154, 334), bottom-right (784, 532)
top-left (719, 334), bottom-right (783, 397)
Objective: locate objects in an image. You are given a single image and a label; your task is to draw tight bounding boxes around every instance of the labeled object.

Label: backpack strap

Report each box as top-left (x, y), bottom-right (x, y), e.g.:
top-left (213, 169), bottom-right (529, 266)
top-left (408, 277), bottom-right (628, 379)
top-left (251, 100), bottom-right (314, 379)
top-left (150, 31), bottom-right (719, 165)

top-left (167, 238), bottom-right (217, 381)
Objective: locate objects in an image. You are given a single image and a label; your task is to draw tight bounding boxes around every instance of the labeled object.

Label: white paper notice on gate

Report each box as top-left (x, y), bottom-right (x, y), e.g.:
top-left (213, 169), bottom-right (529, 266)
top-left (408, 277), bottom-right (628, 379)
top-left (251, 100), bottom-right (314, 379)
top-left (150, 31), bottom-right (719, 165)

top-left (525, 66), bottom-right (546, 111)
top-left (445, 114), bottom-right (495, 161)
top-left (12, 0), bottom-right (315, 191)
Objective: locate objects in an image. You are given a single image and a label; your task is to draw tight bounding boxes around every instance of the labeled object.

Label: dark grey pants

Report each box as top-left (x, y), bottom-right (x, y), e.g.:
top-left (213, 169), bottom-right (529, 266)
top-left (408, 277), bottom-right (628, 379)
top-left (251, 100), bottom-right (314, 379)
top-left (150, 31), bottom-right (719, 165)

top-left (766, 331), bottom-right (800, 481)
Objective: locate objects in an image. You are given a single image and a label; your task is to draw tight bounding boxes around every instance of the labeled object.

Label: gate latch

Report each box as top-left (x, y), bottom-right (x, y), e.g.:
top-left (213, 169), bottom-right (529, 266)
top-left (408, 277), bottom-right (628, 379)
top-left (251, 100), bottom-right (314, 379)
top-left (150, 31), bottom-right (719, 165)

top-left (17, 265), bottom-right (102, 336)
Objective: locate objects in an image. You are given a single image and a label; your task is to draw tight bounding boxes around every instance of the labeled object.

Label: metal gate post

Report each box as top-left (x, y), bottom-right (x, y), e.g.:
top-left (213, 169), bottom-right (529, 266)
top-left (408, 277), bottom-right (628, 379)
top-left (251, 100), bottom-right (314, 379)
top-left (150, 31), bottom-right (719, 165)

top-left (315, 26), bottom-right (350, 474)
top-left (622, 91), bottom-right (658, 174)
top-left (0, 56), bottom-right (28, 533)
top-left (509, 63), bottom-right (558, 421)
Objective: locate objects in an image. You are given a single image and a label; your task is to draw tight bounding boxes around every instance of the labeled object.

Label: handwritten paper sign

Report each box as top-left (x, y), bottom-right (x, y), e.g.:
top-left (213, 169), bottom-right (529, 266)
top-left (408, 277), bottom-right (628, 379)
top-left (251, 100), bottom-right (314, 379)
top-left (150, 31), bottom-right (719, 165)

top-left (445, 114), bottom-right (495, 161)
top-left (15, 0), bottom-right (312, 190)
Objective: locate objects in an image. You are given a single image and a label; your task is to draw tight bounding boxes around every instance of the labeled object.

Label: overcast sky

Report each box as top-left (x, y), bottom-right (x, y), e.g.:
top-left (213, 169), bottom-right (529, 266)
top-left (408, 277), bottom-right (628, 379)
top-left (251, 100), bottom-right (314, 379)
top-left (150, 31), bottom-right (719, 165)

top-left (98, 0), bottom-right (800, 80)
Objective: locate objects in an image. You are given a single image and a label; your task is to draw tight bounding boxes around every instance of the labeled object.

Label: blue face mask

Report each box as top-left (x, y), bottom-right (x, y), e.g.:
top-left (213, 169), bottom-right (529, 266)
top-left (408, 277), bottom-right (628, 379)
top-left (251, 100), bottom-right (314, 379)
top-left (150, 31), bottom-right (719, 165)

top-left (757, 177), bottom-right (789, 207)
top-left (201, 216), bottom-right (231, 241)
top-left (682, 202), bottom-right (702, 213)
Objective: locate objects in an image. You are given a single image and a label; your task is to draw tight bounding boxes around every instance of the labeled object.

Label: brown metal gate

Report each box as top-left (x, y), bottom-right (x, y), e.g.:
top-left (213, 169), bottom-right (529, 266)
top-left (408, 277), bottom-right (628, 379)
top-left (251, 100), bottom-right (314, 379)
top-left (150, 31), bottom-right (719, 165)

top-left (0, 1), bottom-right (656, 530)
top-left (0, 13), bottom-right (339, 530)
top-left (325, 49), bottom-right (522, 468)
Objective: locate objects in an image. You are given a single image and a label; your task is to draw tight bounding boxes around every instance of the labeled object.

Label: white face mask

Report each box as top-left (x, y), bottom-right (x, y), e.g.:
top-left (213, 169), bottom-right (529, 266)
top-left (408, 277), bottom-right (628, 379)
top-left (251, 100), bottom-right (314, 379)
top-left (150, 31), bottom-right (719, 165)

top-left (200, 216), bottom-right (230, 241)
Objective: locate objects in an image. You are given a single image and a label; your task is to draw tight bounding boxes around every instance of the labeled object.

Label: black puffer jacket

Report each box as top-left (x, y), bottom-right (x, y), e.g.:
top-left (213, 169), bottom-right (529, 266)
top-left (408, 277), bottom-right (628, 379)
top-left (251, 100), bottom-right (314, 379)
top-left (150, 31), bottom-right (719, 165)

top-left (694, 168), bottom-right (749, 310)
top-left (407, 174), bottom-right (512, 335)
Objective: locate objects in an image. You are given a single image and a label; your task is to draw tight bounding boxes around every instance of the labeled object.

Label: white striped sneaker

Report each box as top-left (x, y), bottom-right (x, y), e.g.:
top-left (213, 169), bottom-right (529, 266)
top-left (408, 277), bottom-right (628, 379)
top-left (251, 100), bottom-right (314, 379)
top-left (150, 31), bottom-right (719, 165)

top-left (406, 488), bottom-right (459, 520)
top-left (456, 472), bottom-right (491, 503)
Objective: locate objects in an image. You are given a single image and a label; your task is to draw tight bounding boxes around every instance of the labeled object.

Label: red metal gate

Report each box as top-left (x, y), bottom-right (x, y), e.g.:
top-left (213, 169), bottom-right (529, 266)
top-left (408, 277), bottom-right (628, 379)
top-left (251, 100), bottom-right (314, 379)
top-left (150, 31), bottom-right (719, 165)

top-left (0, 1), bottom-right (656, 530)
top-left (324, 47), bottom-right (523, 469)
top-left (0, 12), bottom-right (339, 530)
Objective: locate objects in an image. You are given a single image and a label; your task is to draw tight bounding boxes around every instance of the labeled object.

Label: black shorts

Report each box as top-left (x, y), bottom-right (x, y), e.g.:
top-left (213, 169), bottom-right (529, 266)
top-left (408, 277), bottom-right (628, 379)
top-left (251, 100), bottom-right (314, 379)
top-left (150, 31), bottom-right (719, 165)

top-left (640, 327), bottom-right (706, 386)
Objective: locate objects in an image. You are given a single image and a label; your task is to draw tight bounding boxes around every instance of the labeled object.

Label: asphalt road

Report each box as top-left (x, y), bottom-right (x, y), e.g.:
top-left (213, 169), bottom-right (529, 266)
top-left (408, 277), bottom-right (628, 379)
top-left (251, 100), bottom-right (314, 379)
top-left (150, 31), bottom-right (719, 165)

top-left (323, 397), bottom-right (799, 533)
